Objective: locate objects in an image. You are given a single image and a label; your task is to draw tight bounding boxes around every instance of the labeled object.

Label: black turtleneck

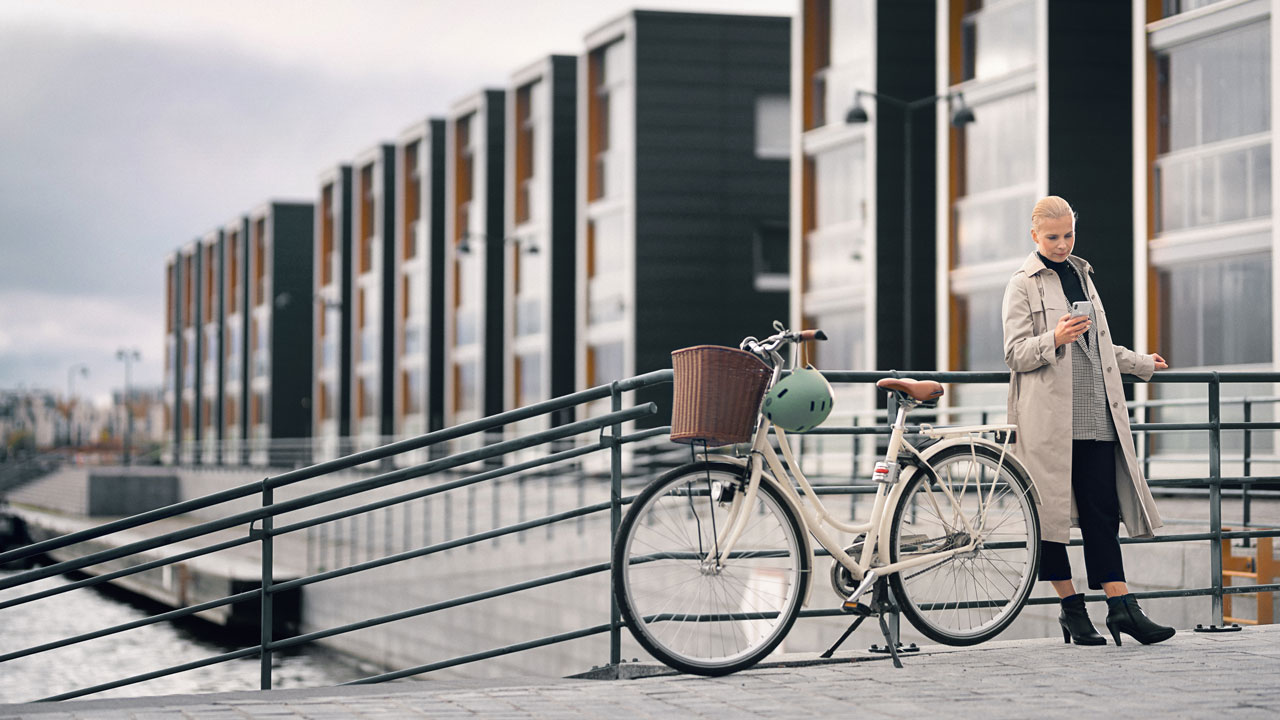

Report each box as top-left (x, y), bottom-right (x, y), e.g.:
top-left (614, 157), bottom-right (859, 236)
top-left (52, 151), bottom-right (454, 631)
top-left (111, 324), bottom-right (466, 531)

top-left (1038, 252), bottom-right (1087, 306)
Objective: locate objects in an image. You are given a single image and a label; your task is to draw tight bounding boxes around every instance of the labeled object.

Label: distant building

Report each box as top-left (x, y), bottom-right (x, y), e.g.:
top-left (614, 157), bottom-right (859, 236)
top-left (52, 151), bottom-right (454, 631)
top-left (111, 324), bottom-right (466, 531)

top-left (246, 201), bottom-right (315, 467)
top-left (349, 145), bottom-right (398, 454)
top-left (198, 228), bottom-right (224, 465)
top-left (445, 90), bottom-right (507, 433)
top-left (394, 119), bottom-right (447, 451)
top-left (578, 10), bottom-right (792, 421)
top-left (313, 165), bottom-right (354, 463)
top-left (505, 55), bottom-right (578, 434)
top-left (222, 214), bottom-right (250, 465)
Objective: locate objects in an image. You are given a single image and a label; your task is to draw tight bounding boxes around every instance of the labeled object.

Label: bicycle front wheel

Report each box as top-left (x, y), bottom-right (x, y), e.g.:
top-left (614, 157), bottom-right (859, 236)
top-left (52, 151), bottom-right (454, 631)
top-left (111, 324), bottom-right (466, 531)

top-left (613, 461), bottom-right (810, 676)
top-left (888, 444), bottom-right (1040, 645)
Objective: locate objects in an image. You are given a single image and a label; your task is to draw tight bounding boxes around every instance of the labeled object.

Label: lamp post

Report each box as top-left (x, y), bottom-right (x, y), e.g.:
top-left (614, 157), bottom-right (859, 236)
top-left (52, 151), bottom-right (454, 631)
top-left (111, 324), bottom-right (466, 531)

top-left (116, 348), bottom-right (141, 465)
top-left (66, 363), bottom-right (88, 447)
top-left (846, 89), bottom-right (975, 369)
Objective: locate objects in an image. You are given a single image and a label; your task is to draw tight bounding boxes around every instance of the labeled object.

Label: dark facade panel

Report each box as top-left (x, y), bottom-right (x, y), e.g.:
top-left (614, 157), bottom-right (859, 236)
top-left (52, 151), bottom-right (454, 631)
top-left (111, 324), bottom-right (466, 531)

top-left (549, 56), bottom-right (579, 416)
top-left (631, 12), bottom-right (791, 420)
top-left (427, 119), bottom-right (447, 433)
top-left (1048, 0), bottom-right (1135, 350)
top-left (875, 0), bottom-right (937, 373)
top-left (267, 202), bottom-right (316, 456)
top-left (482, 90), bottom-right (507, 419)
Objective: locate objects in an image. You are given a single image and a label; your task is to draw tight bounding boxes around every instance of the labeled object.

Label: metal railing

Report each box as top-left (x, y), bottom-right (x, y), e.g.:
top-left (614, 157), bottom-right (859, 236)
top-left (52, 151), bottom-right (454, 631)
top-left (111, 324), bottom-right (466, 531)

top-left (0, 369), bottom-right (1278, 702)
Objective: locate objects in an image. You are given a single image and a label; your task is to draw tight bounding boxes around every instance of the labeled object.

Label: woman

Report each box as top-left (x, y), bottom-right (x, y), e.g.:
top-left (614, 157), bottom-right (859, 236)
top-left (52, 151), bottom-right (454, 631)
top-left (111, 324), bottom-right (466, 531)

top-left (1002, 195), bottom-right (1175, 646)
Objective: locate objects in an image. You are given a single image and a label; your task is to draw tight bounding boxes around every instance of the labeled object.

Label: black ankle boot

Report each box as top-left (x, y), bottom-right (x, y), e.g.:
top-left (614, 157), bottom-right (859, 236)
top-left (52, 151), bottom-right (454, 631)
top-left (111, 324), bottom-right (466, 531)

top-left (1105, 594), bottom-right (1175, 646)
top-left (1059, 594), bottom-right (1106, 646)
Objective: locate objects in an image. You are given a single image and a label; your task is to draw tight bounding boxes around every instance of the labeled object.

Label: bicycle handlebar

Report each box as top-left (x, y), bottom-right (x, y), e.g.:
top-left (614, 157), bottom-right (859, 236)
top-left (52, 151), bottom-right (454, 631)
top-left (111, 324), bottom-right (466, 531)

top-left (739, 324), bottom-right (827, 358)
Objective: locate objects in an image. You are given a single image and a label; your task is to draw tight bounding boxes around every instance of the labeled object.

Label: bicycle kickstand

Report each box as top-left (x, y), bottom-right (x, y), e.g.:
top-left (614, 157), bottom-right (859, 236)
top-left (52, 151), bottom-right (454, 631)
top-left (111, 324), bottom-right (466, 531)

top-left (871, 577), bottom-right (904, 668)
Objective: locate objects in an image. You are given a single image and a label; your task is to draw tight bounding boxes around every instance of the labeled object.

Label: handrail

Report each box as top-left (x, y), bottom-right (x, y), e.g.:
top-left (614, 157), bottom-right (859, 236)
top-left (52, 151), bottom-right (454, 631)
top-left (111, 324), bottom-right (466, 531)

top-left (1, 368), bottom-right (1278, 703)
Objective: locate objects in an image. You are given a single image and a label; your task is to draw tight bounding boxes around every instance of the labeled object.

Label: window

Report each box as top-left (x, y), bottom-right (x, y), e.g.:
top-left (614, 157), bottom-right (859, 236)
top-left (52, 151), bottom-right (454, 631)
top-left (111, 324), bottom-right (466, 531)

top-left (226, 231), bottom-right (239, 314)
top-left (321, 183), bottom-right (335, 286)
top-left (808, 0), bottom-right (872, 129)
top-left (753, 222), bottom-right (790, 292)
top-left (755, 95), bottom-right (790, 159)
top-left (360, 163), bottom-right (376, 274)
top-left (252, 220), bottom-right (267, 308)
top-left (404, 368), bottom-right (424, 415)
top-left (953, 90), bottom-right (1037, 266)
top-left (514, 80), bottom-right (539, 224)
top-left (1161, 0), bottom-right (1230, 17)
top-left (806, 140), bottom-right (868, 293)
top-left (403, 141), bottom-right (421, 260)
top-left (589, 39), bottom-right (629, 201)
top-left (955, 289), bottom-right (1006, 371)
top-left (455, 362), bottom-right (478, 413)
top-left (1157, 253), bottom-right (1272, 368)
top-left (960, 0), bottom-right (1036, 83)
top-left (1154, 23), bottom-right (1271, 233)
top-left (807, 308), bottom-right (866, 372)
top-left (588, 342), bottom-right (625, 387)
top-left (516, 352), bottom-right (543, 407)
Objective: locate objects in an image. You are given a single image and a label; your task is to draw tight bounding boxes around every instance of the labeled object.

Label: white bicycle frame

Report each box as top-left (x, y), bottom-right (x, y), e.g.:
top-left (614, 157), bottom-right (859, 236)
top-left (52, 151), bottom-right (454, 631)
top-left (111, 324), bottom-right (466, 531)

top-left (706, 346), bottom-right (1024, 599)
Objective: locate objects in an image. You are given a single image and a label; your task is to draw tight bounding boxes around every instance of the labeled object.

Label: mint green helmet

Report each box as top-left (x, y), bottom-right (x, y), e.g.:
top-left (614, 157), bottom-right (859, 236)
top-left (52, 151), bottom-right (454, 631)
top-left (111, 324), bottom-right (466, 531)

top-left (761, 366), bottom-right (834, 433)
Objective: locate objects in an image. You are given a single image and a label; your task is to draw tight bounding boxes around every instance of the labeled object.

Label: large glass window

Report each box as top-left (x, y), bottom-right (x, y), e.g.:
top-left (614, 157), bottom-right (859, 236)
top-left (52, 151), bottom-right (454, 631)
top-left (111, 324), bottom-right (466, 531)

top-left (589, 342), bottom-right (625, 387)
top-left (960, 0), bottom-right (1036, 83)
top-left (516, 352), bottom-right (543, 407)
top-left (1157, 253), bottom-right (1272, 368)
top-left (1155, 23), bottom-right (1271, 233)
top-left (806, 140), bottom-right (867, 293)
top-left (953, 89), bottom-right (1037, 266)
top-left (810, 0), bottom-right (872, 129)
top-left (956, 289), bottom-right (1006, 371)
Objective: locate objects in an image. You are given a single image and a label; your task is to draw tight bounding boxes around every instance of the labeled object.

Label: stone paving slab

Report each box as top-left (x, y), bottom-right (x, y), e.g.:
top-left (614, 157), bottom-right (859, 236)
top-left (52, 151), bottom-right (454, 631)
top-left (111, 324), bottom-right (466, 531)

top-left (2, 625), bottom-right (1278, 719)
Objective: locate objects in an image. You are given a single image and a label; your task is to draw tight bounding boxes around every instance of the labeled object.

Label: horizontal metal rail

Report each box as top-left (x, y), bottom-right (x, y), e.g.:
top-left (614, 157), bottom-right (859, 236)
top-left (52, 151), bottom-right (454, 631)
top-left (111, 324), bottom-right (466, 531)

top-left (4, 368), bottom-right (1280, 703)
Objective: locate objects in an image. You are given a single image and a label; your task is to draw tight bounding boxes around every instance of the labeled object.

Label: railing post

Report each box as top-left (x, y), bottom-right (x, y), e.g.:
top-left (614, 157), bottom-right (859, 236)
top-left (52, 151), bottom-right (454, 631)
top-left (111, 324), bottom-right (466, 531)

top-left (1242, 399), bottom-right (1253, 548)
top-left (1143, 403), bottom-right (1151, 481)
top-left (1209, 374), bottom-right (1224, 628)
top-left (259, 480), bottom-right (274, 690)
top-left (609, 382), bottom-right (623, 668)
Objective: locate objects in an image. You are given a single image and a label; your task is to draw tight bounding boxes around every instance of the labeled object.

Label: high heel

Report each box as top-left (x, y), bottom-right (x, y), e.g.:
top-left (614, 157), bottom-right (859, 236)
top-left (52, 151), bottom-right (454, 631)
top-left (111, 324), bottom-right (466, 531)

top-left (1059, 594), bottom-right (1106, 646)
top-left (1105, 594), bottom-right (1175, 645)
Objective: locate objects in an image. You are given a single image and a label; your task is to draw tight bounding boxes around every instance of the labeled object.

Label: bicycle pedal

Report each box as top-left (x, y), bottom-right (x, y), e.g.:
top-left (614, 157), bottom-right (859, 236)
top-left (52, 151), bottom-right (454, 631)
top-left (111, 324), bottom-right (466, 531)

top-left (841, 601), bottom-right (873, 617)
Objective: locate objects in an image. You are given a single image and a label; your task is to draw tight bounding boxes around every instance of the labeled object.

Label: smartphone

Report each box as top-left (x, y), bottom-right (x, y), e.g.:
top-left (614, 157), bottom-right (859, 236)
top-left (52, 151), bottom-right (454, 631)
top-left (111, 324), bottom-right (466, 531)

top-left (1070, 300), bottom-right (1093, 318)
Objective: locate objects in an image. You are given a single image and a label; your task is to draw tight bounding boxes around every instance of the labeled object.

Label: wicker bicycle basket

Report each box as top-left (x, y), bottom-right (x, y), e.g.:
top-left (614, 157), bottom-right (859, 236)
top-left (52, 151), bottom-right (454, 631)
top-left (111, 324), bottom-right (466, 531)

top-left (670, 345), bottom-right (772, 446)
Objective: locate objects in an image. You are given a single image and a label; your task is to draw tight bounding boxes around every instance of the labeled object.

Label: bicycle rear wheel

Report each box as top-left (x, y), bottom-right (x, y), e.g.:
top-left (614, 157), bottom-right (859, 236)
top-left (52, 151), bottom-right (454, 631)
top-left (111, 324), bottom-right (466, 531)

top-left (613, 461), bottom-right (810, 676)
top-left (888, 444), bottom-right (1040, 645)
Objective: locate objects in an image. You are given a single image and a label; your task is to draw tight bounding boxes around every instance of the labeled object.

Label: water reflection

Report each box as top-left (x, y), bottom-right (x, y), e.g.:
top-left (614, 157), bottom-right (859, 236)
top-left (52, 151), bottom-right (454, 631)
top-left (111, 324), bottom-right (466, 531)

top-left (0, 569), bottom-right (365, 704)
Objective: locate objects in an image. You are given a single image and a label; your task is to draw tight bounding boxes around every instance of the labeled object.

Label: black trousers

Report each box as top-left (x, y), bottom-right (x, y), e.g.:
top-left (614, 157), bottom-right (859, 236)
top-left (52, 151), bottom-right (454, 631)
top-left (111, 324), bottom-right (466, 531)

top-left (1038, 440), bottom-right (1126, 590)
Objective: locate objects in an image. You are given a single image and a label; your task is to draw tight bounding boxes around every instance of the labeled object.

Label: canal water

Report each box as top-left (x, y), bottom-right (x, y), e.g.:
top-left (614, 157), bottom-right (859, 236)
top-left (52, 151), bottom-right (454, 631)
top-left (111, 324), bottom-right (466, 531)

top-left (0, 568), bottom-right (368, 704)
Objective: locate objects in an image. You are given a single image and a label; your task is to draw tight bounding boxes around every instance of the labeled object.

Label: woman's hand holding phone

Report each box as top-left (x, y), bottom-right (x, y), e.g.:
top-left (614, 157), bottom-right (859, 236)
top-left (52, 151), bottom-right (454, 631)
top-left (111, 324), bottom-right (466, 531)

top-left (1054, 313), bottom-right (1090, 347)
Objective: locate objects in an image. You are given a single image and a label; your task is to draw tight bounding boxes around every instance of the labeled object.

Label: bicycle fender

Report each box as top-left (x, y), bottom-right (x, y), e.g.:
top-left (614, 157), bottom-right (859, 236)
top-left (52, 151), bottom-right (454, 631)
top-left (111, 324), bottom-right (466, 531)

top-left (899, 437), bottom-right (1043, 506)
top-left (705, 454), bottom-right (817, 607)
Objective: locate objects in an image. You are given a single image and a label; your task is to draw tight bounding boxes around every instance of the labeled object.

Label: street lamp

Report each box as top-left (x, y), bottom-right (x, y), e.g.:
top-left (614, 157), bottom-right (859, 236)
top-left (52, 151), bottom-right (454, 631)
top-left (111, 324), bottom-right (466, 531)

top-left (66, 363), bottom-right (89, 447)
top-left (116, 348), bottom-right (141, 465)
top-left (846, 89), bottom-right (975, 369)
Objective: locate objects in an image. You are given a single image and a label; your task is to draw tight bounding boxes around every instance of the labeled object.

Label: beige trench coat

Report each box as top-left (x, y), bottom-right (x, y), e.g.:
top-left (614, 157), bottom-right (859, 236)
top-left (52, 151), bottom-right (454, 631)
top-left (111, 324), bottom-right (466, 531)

top-left (1002, 252), bottom-right (1163, 544)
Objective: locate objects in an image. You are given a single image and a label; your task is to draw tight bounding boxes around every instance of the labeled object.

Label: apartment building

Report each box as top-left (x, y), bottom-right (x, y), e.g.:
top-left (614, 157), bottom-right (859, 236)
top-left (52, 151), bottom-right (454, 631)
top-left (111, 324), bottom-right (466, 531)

top-left (245, 201), bottom-right (314, 467)
top-left (222, 215), bottom-right (250, 465)
top-left (445, 90), bottom-right (507, 432)
top-left (313, 165), bottom-right (354, 463)
top-left (505, 55), bottom-right (577, 432)
top-left (792, 0), bottom-right (941, 424)
top-left (394, 120), bottom-right (447, 449)
top-left (579, 10), bottom-right (791, 421)
top-left (178, 241), bottom-right (202, 465)
top-left (162, 253), bottom-right (180, 464)
top-left (198, 228), bottom-right (224, 465)
top-left (350, 145), bottom-right (398, 453)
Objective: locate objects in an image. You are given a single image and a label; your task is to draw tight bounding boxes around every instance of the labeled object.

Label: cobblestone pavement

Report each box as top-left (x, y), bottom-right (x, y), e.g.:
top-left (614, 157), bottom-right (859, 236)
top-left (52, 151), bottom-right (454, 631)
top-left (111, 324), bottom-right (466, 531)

top-left (3, 624), bottom-right (1278, 719)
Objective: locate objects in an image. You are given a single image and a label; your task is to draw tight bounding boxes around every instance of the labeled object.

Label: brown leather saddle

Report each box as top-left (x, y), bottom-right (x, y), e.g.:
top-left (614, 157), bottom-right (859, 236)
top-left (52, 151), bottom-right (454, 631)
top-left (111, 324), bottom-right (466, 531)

top-left (876, 377), bottom-right (944, 408)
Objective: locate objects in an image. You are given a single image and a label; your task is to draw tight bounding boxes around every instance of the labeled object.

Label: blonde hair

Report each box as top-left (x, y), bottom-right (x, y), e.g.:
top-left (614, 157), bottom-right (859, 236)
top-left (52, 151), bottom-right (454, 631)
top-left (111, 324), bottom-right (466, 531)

top-left (1030, 196), bottom-right (1077, 233)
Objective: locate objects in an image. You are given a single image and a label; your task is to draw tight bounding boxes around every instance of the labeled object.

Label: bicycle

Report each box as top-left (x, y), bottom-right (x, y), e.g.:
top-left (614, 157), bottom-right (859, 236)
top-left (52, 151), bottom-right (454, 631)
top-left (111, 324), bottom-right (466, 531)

top-left (612, 322), bottom-right (1042, 675)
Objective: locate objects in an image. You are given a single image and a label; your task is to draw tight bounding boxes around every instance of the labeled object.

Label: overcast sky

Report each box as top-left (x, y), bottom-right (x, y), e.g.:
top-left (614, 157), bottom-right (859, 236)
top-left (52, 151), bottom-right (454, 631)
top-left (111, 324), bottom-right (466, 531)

top-left (0, 0), bottom-right (791, 405)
